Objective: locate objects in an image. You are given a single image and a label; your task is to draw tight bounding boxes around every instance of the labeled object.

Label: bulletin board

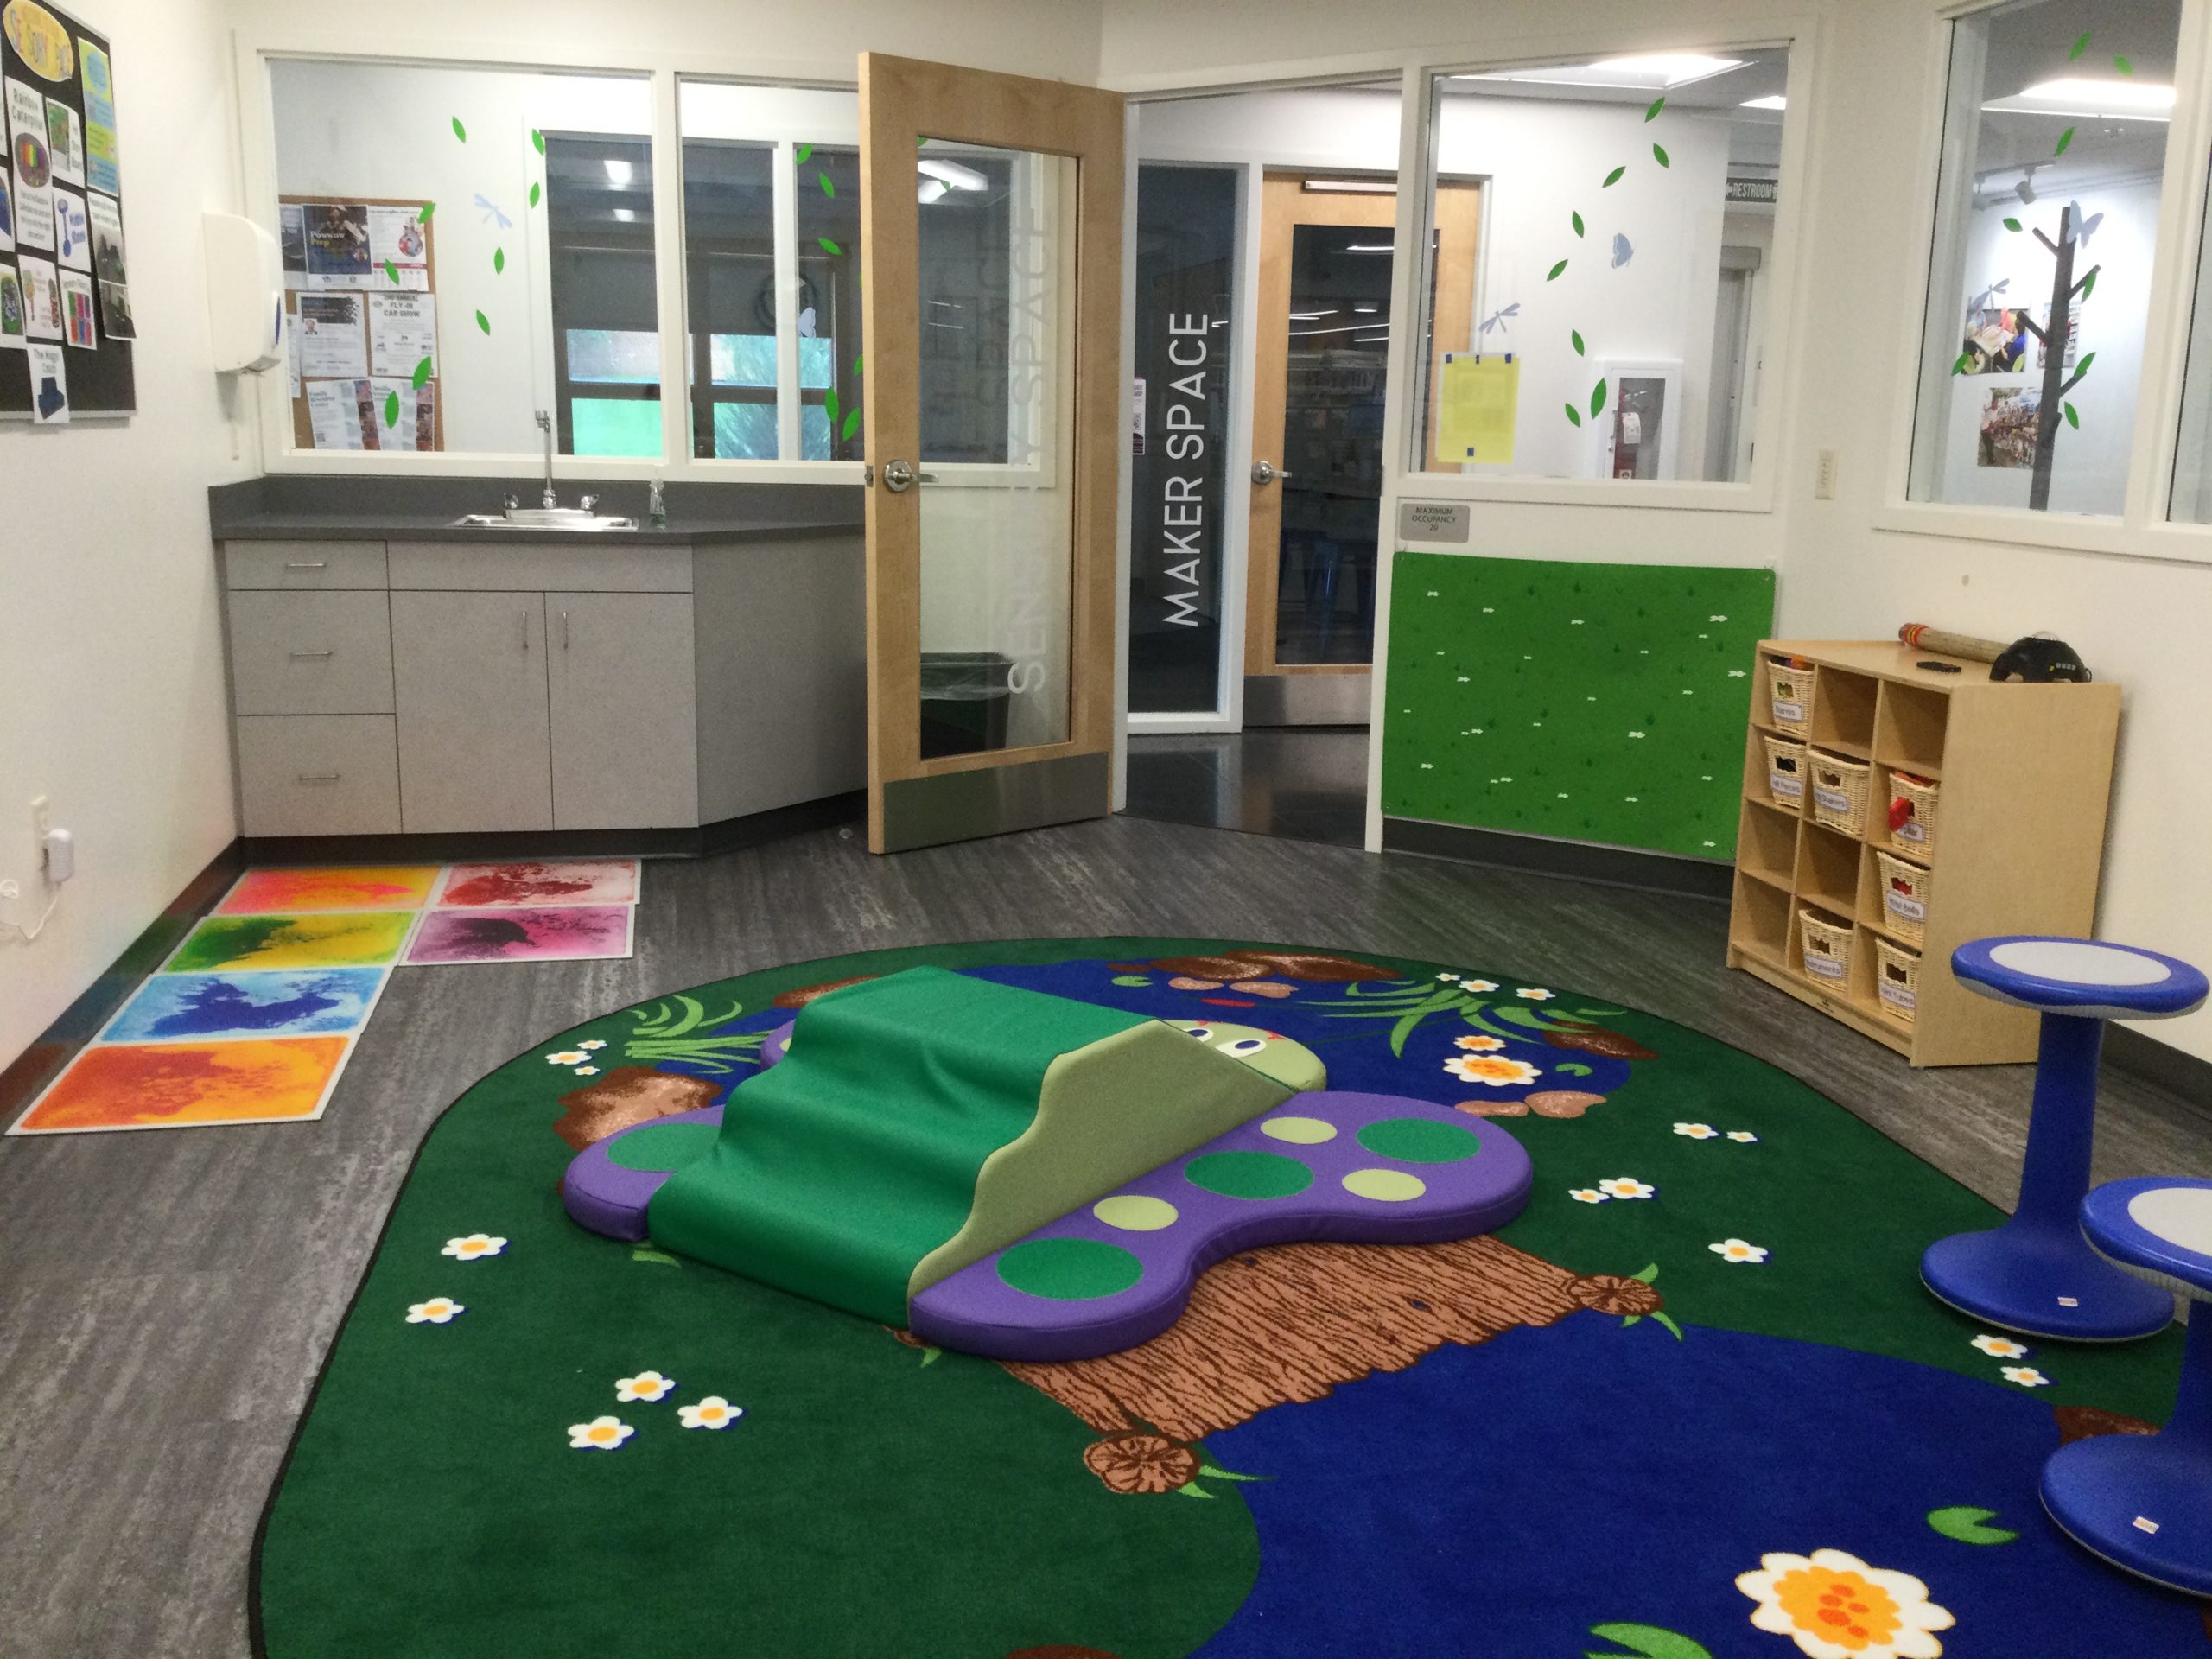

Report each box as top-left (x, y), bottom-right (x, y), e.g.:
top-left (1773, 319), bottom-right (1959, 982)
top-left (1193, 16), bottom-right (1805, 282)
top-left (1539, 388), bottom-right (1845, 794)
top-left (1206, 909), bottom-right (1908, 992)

top-left (280, 194), bottom-right (443, 452)
top-left (1, 0), bottom-right (134, 420)
top-left (1380, 553), bottom-right (1776, 860)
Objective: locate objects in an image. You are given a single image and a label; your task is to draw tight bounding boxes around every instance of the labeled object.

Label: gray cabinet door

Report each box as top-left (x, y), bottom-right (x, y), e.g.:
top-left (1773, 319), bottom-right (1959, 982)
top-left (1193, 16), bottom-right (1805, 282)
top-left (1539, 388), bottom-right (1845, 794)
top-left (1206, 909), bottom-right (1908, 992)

top-left (391, 590), bottom-right (553, 832)
top-left (546, 593), bottom-right (699, 830)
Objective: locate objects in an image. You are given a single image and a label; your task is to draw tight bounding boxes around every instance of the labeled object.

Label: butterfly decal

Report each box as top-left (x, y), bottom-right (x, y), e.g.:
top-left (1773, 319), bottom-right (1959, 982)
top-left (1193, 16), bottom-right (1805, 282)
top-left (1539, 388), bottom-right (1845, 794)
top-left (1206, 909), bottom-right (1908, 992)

top-left (1611, 232), bottom-right (1634, 269)
top-left (2063, 200), bottom-right (2102, 249)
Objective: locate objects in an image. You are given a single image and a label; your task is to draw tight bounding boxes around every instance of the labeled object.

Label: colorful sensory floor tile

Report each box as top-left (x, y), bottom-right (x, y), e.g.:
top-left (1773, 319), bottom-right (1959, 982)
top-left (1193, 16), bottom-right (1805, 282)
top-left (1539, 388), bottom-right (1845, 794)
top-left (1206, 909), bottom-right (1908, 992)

top-left (8, 860), bottom-right (640, 1135)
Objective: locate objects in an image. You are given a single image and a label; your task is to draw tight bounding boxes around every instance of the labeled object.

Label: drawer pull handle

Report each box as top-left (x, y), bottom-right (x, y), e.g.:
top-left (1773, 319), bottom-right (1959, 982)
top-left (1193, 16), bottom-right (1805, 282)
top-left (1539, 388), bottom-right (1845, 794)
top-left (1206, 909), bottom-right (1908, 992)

top-left (296, 772), bottom-right (341, 784)
top-left (287, 650), bottom-right (335, 659)
top-left (284, 561), bottom-right (329, 570)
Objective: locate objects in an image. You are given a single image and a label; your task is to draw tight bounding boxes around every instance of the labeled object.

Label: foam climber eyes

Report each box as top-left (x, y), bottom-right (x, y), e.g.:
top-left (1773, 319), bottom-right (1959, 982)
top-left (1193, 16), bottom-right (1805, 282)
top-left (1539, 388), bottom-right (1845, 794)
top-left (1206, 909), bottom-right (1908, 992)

top-left (1222, 1037), bottom-right (1268, 1057)
top-left (1177, 1024), bottom-right (1214, 1040)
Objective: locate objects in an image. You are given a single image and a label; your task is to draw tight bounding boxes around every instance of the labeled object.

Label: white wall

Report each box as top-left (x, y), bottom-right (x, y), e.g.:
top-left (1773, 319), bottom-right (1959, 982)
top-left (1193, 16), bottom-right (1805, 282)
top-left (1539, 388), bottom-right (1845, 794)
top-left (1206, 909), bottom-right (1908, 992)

top-left (0, 0), bottom-right (250, 1071)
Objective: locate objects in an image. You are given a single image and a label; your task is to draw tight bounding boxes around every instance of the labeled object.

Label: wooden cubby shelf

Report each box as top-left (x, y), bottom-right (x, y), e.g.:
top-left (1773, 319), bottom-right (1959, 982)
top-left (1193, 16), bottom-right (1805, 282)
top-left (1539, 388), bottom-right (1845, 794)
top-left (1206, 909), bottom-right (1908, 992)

top-left (1726, 639), bottom-right (2120, 1066)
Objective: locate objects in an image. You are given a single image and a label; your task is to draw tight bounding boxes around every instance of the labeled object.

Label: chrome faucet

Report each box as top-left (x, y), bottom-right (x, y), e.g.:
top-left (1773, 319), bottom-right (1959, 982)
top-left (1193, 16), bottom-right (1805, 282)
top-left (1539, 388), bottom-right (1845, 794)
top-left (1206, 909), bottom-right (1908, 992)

top-left (535, 410), bottom-right (557, 509)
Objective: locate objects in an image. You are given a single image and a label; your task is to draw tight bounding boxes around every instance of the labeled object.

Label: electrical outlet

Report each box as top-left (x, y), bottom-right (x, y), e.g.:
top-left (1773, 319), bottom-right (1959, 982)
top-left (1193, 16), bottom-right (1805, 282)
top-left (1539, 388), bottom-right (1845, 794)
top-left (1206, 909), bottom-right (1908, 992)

top-left (1814, 449), bottom-right (1840, 500)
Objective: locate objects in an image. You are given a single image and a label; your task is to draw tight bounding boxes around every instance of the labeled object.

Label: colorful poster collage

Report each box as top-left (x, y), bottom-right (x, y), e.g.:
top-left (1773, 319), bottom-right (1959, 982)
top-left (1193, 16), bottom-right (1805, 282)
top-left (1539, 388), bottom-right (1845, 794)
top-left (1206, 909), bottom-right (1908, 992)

top-left (2, 0), bottom-right (129, 421)
top-left (6, 860), bottom-right (640, 1135)
top-left (283, 194), bottom-right (440, 451)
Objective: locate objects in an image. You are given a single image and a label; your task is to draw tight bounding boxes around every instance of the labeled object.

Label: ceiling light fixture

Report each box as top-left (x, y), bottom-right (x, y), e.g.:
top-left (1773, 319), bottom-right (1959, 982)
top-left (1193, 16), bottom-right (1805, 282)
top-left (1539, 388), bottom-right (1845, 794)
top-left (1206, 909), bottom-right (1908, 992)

top-left (611, 207), bottom-right (637, 222)
top-left (1984, 77), bottom-right (2175, 121)
top-left (1344, 242), bottom-right (1394, 253)
top-left (1740, 94), bottom-right (1787, 110)
top-left (917, 177), bottom-right (950, 205)
top-left (917, 157), bottom-right (990, 192)
top-left (604, 159), bottom-right (635, 187)
top-left (1289, 310), bottom-right (1338, 321)
top-left (1464, 53), bottom-right (1748, 92)
top-left (1301, 178), bottom-right (1396, 194)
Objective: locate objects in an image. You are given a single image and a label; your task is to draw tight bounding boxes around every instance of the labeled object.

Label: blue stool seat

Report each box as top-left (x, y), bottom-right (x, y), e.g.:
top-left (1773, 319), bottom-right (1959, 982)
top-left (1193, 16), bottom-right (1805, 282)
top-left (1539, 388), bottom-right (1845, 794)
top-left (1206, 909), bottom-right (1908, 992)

top-left (1922, 938), bottom-right (2209, 1342)
top-left (2044, 1177), bottom-right (2212, 1596)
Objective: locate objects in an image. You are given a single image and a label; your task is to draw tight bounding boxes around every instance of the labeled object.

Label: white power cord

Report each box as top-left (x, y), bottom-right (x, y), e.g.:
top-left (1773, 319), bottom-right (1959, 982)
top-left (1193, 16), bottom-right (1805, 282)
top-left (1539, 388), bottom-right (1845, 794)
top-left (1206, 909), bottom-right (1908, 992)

top-left (0, 878), bottom-right (61, 944)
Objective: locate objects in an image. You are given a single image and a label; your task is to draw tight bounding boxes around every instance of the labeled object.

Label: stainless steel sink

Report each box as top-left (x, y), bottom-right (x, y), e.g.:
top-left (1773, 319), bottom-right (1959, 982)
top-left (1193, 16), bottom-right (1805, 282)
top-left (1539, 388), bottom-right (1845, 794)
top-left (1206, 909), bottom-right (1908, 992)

top-left (452, 508), bottom-right (640, 531)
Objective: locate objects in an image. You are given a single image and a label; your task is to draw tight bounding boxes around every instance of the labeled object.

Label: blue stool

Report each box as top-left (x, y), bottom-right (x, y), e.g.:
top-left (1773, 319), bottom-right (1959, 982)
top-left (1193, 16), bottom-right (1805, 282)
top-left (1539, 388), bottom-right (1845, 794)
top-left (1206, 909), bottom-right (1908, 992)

top-left (1922, 937), bottom-right (2209, 1342)
top-left (2044, 1177), bottom-right (2212, 1595)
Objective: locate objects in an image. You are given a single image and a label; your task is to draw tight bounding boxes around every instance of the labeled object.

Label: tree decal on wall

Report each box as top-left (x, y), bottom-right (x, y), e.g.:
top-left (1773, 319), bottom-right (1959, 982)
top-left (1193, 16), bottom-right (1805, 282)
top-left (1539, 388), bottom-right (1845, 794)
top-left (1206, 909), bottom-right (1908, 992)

top-left (1556, 93), bottom-right (1669, 430)
top-left (799, 141), bottom-right (865, 453)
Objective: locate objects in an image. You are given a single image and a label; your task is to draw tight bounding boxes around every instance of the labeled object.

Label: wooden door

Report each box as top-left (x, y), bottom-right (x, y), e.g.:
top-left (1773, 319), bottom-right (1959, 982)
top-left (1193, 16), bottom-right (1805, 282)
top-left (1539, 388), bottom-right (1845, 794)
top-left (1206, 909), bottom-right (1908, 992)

top-left (391, 590), bottom-right (552, 832)
top-left (547, 593), bottom-right (700, 830)
top-left (857, 53), bottom-right (1124, 853)
top-left (1243, 174), bottom-right (1480, 721)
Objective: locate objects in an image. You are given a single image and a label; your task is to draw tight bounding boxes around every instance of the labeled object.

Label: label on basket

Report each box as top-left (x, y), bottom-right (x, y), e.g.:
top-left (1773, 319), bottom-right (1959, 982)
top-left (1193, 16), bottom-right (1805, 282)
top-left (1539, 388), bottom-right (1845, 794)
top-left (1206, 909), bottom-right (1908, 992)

top-left (1770, 770), bottom-right (1803, 800)
top-left (1814, 785), bottom-right (1850, 815)
top-left (1806, 952), bottom-right (1846, 982)
top-left (1895, 819), bottom-right (1927, 844)
top-left (1879, 981), bottom-right (1918, 1012)
top-left (1885, 890), bottom-right (1927, 924)
top-left (1772, 698), bottom-right (1805, 725)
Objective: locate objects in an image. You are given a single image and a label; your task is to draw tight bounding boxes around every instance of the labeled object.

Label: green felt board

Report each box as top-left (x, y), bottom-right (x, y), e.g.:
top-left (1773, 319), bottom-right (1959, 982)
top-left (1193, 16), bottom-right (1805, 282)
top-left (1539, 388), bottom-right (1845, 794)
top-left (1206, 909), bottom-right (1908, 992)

top-left (1381, 554), bottom-right (1775, 859)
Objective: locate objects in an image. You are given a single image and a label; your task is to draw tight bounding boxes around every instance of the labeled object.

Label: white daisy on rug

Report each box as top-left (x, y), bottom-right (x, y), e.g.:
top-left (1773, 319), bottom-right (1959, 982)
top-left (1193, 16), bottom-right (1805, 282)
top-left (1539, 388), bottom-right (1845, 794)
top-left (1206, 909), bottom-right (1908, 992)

top-left (1738, 1547), bottom-right (1954, 1659)
top-left (1673, 1122), bottom-right (1718, 1140)
top-left (616, 1370), bottom-right (676, 1403)
top-left (579, 1039), bottom-right (607, 1051)
top-left (1435, 972), bottom-right (1460, 982)
top-left (1514, 988), bottom-right (1556, 1001)
top-left (569, 1415), bottom-right (634, 1451)
top-left (1443, 1055), bottom-right (1543, 1087)
top-left (1709, 1238), bottom-right (1770, 1264)
top-left (1727, 1131), bottom-right (1760, 1143)
top-left (1972, 1333), bottom-right (2031, 1359)
top-left (404, 1297), bottom-right (464, 1325)
top-left (2001, 1365), bottom-right (2053, 1389)
top-left (1597, 1177), bottom-right (1655, 1200)
top-left (1452, 1034), bottom-right (1508, 1052)
top-left (678, 1395), bottom-right (744, 1430)
top-left (441, 1234), bottom-right (506, 1262)
top-left (573, 1066), bottom-right (600, 1077)
top-left (545, 1050), bottom-right (590, 1066)
top-left (1461, 978), bottom-right (1498, 992)
top-left (1569, 1188), bottom-right (1610, 1204)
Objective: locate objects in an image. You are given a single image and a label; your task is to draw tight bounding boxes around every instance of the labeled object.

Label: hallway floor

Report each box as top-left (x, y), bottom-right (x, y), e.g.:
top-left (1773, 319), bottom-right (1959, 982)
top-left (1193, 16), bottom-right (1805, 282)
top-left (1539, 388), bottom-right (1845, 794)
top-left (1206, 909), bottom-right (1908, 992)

top-left (2, 813), bottom-right (2208, 1656)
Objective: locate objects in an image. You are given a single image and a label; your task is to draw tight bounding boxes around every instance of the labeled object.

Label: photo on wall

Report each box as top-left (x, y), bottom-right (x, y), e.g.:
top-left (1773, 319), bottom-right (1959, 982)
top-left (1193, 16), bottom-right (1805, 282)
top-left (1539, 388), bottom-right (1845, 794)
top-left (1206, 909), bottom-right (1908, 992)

top-left (0, 163), bottom-right (13, 251)
top-left (1977, 386), bottom-right (2040, 469)
top-left (304, 201), bottom-right (371, 285)
top-left (17, 248), bottom-right (56, 337)
top-left (1961, 305), bottom-right (2029, 375)
top-left (57, 263), bottom-right (91, 346)
top-left (42, 93), bottom-right (79, 188)
top-left (0, 260), bottom-right (22, 346)
top-left (2037, 300), bottom-right (2082, 371)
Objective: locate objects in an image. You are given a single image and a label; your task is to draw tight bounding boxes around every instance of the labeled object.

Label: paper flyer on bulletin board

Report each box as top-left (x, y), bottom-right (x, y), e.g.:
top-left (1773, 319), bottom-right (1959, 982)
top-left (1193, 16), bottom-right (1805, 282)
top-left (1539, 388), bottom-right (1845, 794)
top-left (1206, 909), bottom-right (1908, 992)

top-left (1434, 352), bottom-right (1519, 467)
top-left (282, 194), bottom-right (441, 451)
top-left (1, 0), bottom-right (132, 419)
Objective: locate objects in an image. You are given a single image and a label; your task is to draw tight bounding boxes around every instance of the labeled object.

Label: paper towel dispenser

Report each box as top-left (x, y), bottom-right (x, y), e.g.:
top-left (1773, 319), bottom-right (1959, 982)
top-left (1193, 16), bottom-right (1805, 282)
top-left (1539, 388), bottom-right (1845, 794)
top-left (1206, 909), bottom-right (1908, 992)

top-left (204, 212), bottom-right (285, 374)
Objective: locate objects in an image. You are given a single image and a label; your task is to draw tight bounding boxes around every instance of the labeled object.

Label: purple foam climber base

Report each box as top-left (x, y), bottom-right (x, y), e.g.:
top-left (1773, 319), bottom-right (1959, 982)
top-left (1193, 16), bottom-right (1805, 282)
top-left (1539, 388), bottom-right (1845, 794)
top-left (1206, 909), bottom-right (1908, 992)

top-left (558, 1020), bottom-right (794, 1241)
top-left (908, 1090), bottom-right (1532, 1363)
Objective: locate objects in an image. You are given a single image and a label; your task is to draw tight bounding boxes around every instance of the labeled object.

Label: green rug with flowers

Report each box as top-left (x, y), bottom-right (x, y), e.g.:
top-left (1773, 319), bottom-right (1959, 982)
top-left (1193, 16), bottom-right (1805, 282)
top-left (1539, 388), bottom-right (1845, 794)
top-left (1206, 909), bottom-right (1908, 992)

top-left (252, 938), bottom-right (2208, 1659)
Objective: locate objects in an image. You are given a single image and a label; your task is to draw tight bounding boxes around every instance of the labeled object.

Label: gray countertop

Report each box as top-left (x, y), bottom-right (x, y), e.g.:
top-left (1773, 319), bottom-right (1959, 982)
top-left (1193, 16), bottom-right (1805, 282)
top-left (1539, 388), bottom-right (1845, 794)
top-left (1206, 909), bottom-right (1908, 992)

top-left (209, 475), bottom-right (866, 548)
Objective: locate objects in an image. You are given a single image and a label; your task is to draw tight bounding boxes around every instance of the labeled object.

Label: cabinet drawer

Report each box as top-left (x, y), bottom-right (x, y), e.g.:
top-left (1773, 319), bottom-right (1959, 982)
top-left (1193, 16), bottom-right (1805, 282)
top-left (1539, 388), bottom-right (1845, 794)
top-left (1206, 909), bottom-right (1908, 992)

top-left (224, 540), bottom-right (389, 590)
top-left (228, 591), bottom-right (394, 715)
top-left (388, 540), bottom-right (692, 594)
top-left (236, 716), bottom-right (402, 836)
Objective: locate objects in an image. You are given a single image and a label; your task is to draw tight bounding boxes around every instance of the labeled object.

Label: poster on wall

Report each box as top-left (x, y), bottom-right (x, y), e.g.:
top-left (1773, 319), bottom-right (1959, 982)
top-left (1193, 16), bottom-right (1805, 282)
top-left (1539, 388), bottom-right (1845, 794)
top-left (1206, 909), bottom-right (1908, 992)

top-left (2, 2), bottom-right (130, 416)
top-left (366, 205), bottom-right (429, 289)
top-left (304, 202), bottom-right (372, 287)
top-left (2037, 301), bottom-right (2082, 370)
top-left (0, 260), bottom-right (22, 345)
top-left (296, 293), bottom-right (366, 379)
top-left (285, 195), bottom-right (440, 452)
top-left (367, 291), bottom-right (434, 377)
top-left (279, 203), bottom-right (307, 289)
top-left (303, 379), bottom-right (366, 450)
top-left (1977, 387), bottom-right (2039, 469)
top-left (1961, 305), bottom-right (2028, 375)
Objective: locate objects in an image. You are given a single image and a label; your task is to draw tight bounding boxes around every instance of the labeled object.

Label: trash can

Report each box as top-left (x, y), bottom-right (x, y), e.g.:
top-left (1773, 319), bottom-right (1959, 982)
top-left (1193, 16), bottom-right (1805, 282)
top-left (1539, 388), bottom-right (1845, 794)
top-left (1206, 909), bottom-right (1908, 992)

top-left (919, 652), bottom-right (1014, 759)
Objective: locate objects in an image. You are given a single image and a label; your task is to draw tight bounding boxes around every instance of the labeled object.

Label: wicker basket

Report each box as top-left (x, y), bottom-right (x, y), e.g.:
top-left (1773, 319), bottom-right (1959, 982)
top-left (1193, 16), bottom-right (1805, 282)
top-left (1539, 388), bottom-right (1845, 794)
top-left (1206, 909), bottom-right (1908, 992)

top-left (1768, 661), bottom-right (1815, 735)
top-left (1809, 750), bottom-right (1872, 836)
top-left (1888, 772), bottom-right (1940, 857)
top-left (1876, 849), bottom-right (1933, 943)
top-left (1874, 936), bottom-right (1923, 1024)
top-left (1798, 909), bottom-right (1855, 986)
top-left (1761, 735), bottom-right (1808, 810)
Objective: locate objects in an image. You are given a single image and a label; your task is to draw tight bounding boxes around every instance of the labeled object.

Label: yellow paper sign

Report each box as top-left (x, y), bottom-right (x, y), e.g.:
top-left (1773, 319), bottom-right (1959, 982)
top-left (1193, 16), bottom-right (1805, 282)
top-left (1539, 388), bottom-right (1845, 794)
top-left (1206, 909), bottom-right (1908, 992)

top-left (2, 1), bottom-right (73, 80)
top-left (1435, 353), bottom-right (1519, 466)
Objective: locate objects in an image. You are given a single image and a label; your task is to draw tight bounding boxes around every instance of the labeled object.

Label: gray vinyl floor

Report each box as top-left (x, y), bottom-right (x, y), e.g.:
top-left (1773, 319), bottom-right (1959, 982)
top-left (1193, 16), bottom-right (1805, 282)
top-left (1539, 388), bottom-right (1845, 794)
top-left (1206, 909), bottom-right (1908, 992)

top-left (2, 813), bottom-right (2208, 1657)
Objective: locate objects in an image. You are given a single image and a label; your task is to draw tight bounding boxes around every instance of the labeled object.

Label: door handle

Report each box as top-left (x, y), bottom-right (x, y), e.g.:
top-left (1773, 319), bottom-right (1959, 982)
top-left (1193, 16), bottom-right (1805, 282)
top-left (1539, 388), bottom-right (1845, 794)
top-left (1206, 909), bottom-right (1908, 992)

top-left (518, 611), bottom-right (530, 652)
top-left (296, 772), bottom-right (341, 784)
top-left (878, 458), bottom-right (938, 493)
top-left (283, 561), bottom-right (328, 571)
top-left (287, 650), bottom-right (335, 660)
top-left (561, 610), bottom-right (570, 652)
top-left (1251, 460), bottom-right (1294, 485)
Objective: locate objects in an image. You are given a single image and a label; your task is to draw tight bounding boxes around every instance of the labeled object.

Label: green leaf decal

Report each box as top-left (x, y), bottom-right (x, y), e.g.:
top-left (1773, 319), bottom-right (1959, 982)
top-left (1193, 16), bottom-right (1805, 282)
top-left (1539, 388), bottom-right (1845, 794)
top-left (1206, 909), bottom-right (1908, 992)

top-left (1586, 1622), bottom-right (1714, 1659)
top-left (1591, 378), bottom-right (1608, 419)
top-left (2114, 54), bottom-right (2133, 74)
top-left (2082, 264), bottom-right (2101, 298)
top-left (384, 259), bottom-right (400, 284)
top-left (1548, 258), bottom-right (1569, 281)
top-left (2003, 216), bottom-right (2023, 232)
top-left (1565, 403), bottom-right (1583, 428)
top-left (2069, 30), bottom-right (2090, 60)
top-left (411, 355), bottom-right (434, 390)
top-left (475, 309), bottom-right (491, 335)
top-left (1951, 352), bottom-right (1972, 376)
top-left (531, 129), bottom-right (546, 156)
top-left (529, 181), bottom-right (541, 209)
top-left (2055, 125), bottom-right (2075, 157)
top-left (418, 202), bottom-right (435, 223)
top-left (493, 246), bottom-right (505, 276)
top-left (819, 236), bottom-right (842, 256)
top-left (852, 353), bottom-right (864, 376)
top-left (818, 170), bottom-right (835, 197)
top-left (1572, 329), bottom-right (1586, 356)
top-left (451, 116), bottom-right (467, 143)
top-left (823, 387), bottom-right (841, 426)
top-left (1652, 143), bottom-right (1670, 168)
top-left (1644, 96), bottom-right (1666, 122)
top-left (1572, 210), bottom-right (1585, 238)
top-left (842, 409), bottom-right (861, 441)
top-left (383, 390), bottom-right (399, 427)
top-left (2064, 401), bottom-right (2080, 429)
top-left (2075, 350), bottom-right (2097, 377)
top-left (795, 143), bottom-right (814, 164)
top-left (1603, 165), bottom-right (1626, 188)
top-left (1927, 1506), bottom-right (2019, 1545)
